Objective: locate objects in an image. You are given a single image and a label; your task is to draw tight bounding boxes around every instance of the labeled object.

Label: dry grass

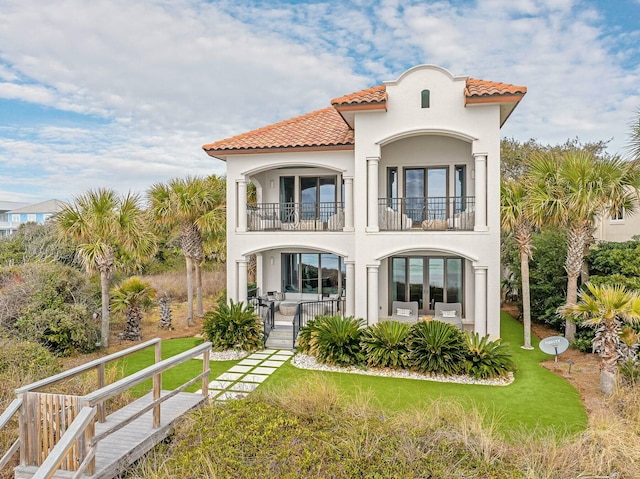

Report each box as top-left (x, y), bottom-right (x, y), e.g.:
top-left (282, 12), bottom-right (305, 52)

top-left (142, 267), bottom-right (225, 302)
top-left (510, 387), bottom-right (640, 478)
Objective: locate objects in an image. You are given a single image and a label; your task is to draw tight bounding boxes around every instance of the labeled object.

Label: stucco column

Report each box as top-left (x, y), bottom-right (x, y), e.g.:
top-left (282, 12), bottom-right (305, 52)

top-left (237, 179), bottom-right (247, 232)
top-left (343, 176), bottom-right (354, 232)
top-left (345, 260), bottom-right (355, 317)
top-left (366, 157), bottom-right (380, 232)
top-left (474, 265), bottom-right (488, 337)
top-left (473, 153), bottom-right (487, 231)
top-left (237, 258), bottom-right (248, 303)
top-left (367, 264), bottom-right (379, 324)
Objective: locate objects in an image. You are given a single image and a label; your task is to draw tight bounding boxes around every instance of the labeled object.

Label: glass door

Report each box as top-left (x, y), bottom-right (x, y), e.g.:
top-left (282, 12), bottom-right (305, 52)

top-left (404, 168), bottom-right (425, 223)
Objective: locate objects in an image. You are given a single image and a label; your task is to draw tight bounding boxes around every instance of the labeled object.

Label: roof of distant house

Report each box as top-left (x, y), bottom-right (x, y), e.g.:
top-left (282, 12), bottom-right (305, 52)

top-left (203, 75), bottom-right (526, 157)
top-left (8, 199), bottom-right (65, 214)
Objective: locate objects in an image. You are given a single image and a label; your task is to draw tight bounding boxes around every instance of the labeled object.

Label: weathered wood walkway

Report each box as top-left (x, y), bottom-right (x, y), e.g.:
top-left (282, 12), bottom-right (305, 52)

top-left (14, 391), bottom-right (205, 479)
top-left (0, 338), bottom-right (212, 479)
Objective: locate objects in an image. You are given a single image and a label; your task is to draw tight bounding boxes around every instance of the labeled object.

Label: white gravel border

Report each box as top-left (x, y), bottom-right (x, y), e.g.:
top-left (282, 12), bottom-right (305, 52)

top-left (291, 353), bottom-right (514, 386)
top-left (208, 350), bottom-right (249, 361)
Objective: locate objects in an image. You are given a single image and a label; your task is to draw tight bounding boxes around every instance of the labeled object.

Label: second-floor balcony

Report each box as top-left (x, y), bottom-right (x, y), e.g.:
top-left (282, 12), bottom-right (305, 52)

top-left (378, 196), bottom-right (475, 231)
top-left (247, 202), bottom-right (345, 232)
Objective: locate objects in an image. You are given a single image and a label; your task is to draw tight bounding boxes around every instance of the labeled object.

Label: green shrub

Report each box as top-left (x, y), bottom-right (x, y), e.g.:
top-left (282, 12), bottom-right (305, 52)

top-left (407, 320), bottom-right (465, 375)
top-left (312, 315), bottom-right (364, 367)
top-left (297, 317), bottom-right (320, 355)
top-left (463, 332), bottom-right (516, 379)
top-left (0, 336), bottom-right (61, 378)
top-left (360, 321), bottom-right (410, 369)
top-left (15, 304), bottom-right (100, 356)
top-left (203, 300), bottom-right (263, 352)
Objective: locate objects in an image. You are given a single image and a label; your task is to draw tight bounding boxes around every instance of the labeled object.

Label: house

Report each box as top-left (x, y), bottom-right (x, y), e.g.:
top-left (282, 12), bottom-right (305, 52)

top-left (203, 65), bottom-right (526, 338)
top-left (0, 199), bottom-right (64, 236)
top-left (593, 201), bottom-right (640, 242)
top-left (0, 201), bottom-right (30, 237)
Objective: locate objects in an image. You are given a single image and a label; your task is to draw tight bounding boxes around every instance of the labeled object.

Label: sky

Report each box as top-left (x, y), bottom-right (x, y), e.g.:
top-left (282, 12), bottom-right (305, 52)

top-left (1, 0), bottom-right (639, 203)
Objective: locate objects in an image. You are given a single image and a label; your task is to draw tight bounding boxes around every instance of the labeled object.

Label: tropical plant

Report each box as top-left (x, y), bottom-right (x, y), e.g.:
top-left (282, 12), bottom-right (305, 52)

top-left (148, 175), bottom-right (225, 325)
top-left (627, 107), bottom-right (640, 161)
top-left (311, 315), bottom-right (364, 367)
top-left (203, 300), bottom-right (263, 352)
top-left (463, 332), bottom-right (516, 379)
top-left (528, 152), bottom-right (640, 340)
top-left (53, 189), bottom-right (156, 346)
top-left (562, 283), bottom-right (640, 395)
top-left (501, 179), bottom-right (535, 349)
top-left (111, 276), bottom-right (156, 341)
top-left (406, 320), bottom-right (465, 375)
top-left (360, 320), bottom-right (410, 369)
top-left (296, 317), bottom-right (320, 355)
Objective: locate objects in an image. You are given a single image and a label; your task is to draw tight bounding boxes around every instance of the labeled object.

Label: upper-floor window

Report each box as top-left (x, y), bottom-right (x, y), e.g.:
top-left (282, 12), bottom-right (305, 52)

top-left (421, 89), bottom-right (430, 108)
top-left (611, 206), bottom-right (624, 222)
top-left (10, 214), bottom-right (20, 223)
top-left (27, 214), bottom-right (36, 222)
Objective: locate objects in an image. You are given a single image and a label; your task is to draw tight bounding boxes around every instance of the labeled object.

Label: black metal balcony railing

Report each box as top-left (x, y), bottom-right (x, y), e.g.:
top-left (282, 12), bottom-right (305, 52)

top-left (378, 196), bottom-right (475, 231)
top-left (247, 202), bottom-right (345, 232)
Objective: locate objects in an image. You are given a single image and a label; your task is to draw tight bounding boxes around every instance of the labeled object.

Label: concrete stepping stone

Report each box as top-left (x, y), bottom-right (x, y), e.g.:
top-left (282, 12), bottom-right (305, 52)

top-left (243, 374), bottom-right (269, 383)
top-left (270, 354), bottom-right (292, 362)
top-left (208, 389), bottom-right (225, 398)
top-left (248, 353), bottom-right (271, 360)
top-left (217, 372), bottom-right (244, 381)
top-left (208, 380), bottom-right (233, 389)
top-left (216, 391), bottom-right (247, 401)
top-left (252, 366), bottom-right (277, 375)
top-left (228, 365), bottom-right (253, 373)
top-left (274, 350), bottom-right (294, 357)
top-left (238, 359), bottom-right (262, 366)
top-left (262, 360), bottom-right (285, 367)
top-left (229, 382), bottom-right (259, 392)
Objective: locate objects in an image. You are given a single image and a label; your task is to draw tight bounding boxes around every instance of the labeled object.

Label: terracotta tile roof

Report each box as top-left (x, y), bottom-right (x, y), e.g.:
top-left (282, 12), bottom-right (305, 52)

top-left (330, 85), bottom-right (387, 107)
top-left (203, 107), bottom-right (353, 154)
top-left (203, 75), bottom-right (526, 155)
top-left (465, 78), bottom-right (527, 98)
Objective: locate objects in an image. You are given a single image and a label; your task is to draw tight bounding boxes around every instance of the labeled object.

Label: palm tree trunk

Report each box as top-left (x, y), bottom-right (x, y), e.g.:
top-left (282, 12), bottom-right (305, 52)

top-left (564, 223), bottom-right (591, 341)
top-left (185, 255), bottom-right (195, 326)
top-left (520, 249), bottom-right (534, 350)
top-left (195, 261), bottom-right (203, 317)
top-left (100, 269), bottom-right (111, 347)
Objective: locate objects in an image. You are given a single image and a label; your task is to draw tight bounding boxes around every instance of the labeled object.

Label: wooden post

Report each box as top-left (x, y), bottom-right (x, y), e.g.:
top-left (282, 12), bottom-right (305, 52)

top-left (83, 400), bottom-right (96, 475)
top-left (97, 363), bottom-right (106, 422)
top-left (152, 341), bottom-right (161, 428)
top-left (17, 393), bottom-right (28, 466)
top-left (201, 348), bottom-right (210, 397)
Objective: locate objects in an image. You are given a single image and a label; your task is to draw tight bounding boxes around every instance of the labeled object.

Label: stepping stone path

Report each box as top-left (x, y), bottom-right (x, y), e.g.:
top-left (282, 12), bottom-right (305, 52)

top-left (207, 349), bottom-right (293, 401)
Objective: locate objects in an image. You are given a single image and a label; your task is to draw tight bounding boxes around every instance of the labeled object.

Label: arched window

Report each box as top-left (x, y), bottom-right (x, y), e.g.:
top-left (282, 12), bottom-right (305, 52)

top-left (421, 89), bottom-right (430, 108)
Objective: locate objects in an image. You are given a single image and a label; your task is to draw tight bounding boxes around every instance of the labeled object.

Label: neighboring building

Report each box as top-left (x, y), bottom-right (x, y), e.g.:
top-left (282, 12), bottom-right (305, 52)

top-left (203, 65), bottom-right (526, 338)
top-left (0, 201), bottom-right (30, 237)
top-left (594, 202), bottom-right (640, 243)
top-left (0, 199), bottom-right (64, 237)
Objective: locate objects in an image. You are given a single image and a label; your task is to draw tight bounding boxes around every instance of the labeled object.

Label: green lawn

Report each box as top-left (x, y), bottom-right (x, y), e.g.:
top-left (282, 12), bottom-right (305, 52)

top-left (115, 337), bottom-right (238, 396)
top-left (266, 312), bottom-right (588, 437)
top-left (114, 314), bottom-right (588, 437)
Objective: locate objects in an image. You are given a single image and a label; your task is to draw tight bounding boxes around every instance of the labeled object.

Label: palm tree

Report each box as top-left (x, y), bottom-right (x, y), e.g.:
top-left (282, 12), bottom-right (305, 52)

top-left (627, 108), bottom-right (640, 161)
top-left (54, 189), bottom-right (156, 347)
top-left (562, 283), bottom-right (640, 395)
top-left (528, 152), bottom-right (640, 340)
top-left (500, 179), bottom-right (535, 350)
top-left (148, 175), bottom-right (225, 325)
top-left (111, 276), bottom-right (156, 341)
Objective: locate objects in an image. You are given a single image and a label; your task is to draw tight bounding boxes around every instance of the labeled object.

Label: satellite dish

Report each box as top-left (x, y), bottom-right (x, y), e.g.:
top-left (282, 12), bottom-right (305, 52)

top-left (539, 336), bottom-right (570, 362)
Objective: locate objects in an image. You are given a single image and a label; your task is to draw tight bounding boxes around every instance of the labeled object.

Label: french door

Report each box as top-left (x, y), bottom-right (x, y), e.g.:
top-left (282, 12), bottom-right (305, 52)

top-left (403, 167), bottom-right (448, 223)
top-left (391, 256), bottom-right (463, 314)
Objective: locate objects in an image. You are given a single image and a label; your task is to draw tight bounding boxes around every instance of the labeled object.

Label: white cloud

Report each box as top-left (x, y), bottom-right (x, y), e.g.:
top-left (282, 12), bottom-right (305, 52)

top-left (0, 0), bottom-right (638, 201)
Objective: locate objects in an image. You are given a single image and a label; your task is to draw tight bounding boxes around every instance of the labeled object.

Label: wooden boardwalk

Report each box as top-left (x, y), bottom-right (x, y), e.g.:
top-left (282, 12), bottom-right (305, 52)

top-left (0, 339), bottom-right (212, 479)
top-left (14, 391), bottom-right (205, 479)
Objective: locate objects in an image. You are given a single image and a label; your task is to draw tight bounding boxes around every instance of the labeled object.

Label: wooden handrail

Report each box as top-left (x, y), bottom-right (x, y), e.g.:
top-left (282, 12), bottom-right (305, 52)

top-left (0, 398), bottom-right (23, 469)
top-left (30, 406), bottom-right (97, 479)
top-left (83, 342), bottom-right (212, 407)
top-left (15, 339), bottom-right (161, 394)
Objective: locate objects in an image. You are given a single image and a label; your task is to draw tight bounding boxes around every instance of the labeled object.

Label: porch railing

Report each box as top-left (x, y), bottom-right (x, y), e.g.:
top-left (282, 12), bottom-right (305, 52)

top-left (378, 196), bottom-right (475, 231)
top-left (247, 202), bottom-right (345, 231)
top-left (292, 298), bottom-right (346, 348)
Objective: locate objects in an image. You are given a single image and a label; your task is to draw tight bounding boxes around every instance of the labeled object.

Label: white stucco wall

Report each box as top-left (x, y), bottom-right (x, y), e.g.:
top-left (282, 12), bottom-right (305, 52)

top-left (221, 65), bottom-right (510, 338)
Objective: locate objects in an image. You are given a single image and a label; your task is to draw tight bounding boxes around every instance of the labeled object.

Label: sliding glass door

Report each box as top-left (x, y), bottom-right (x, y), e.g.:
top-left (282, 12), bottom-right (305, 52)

top-left (390, 256), bottom-right (463, 314)
top-left (282, 253), bottom-right (344, 295)
top-left (404, 168), bottom-right (448, 223)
